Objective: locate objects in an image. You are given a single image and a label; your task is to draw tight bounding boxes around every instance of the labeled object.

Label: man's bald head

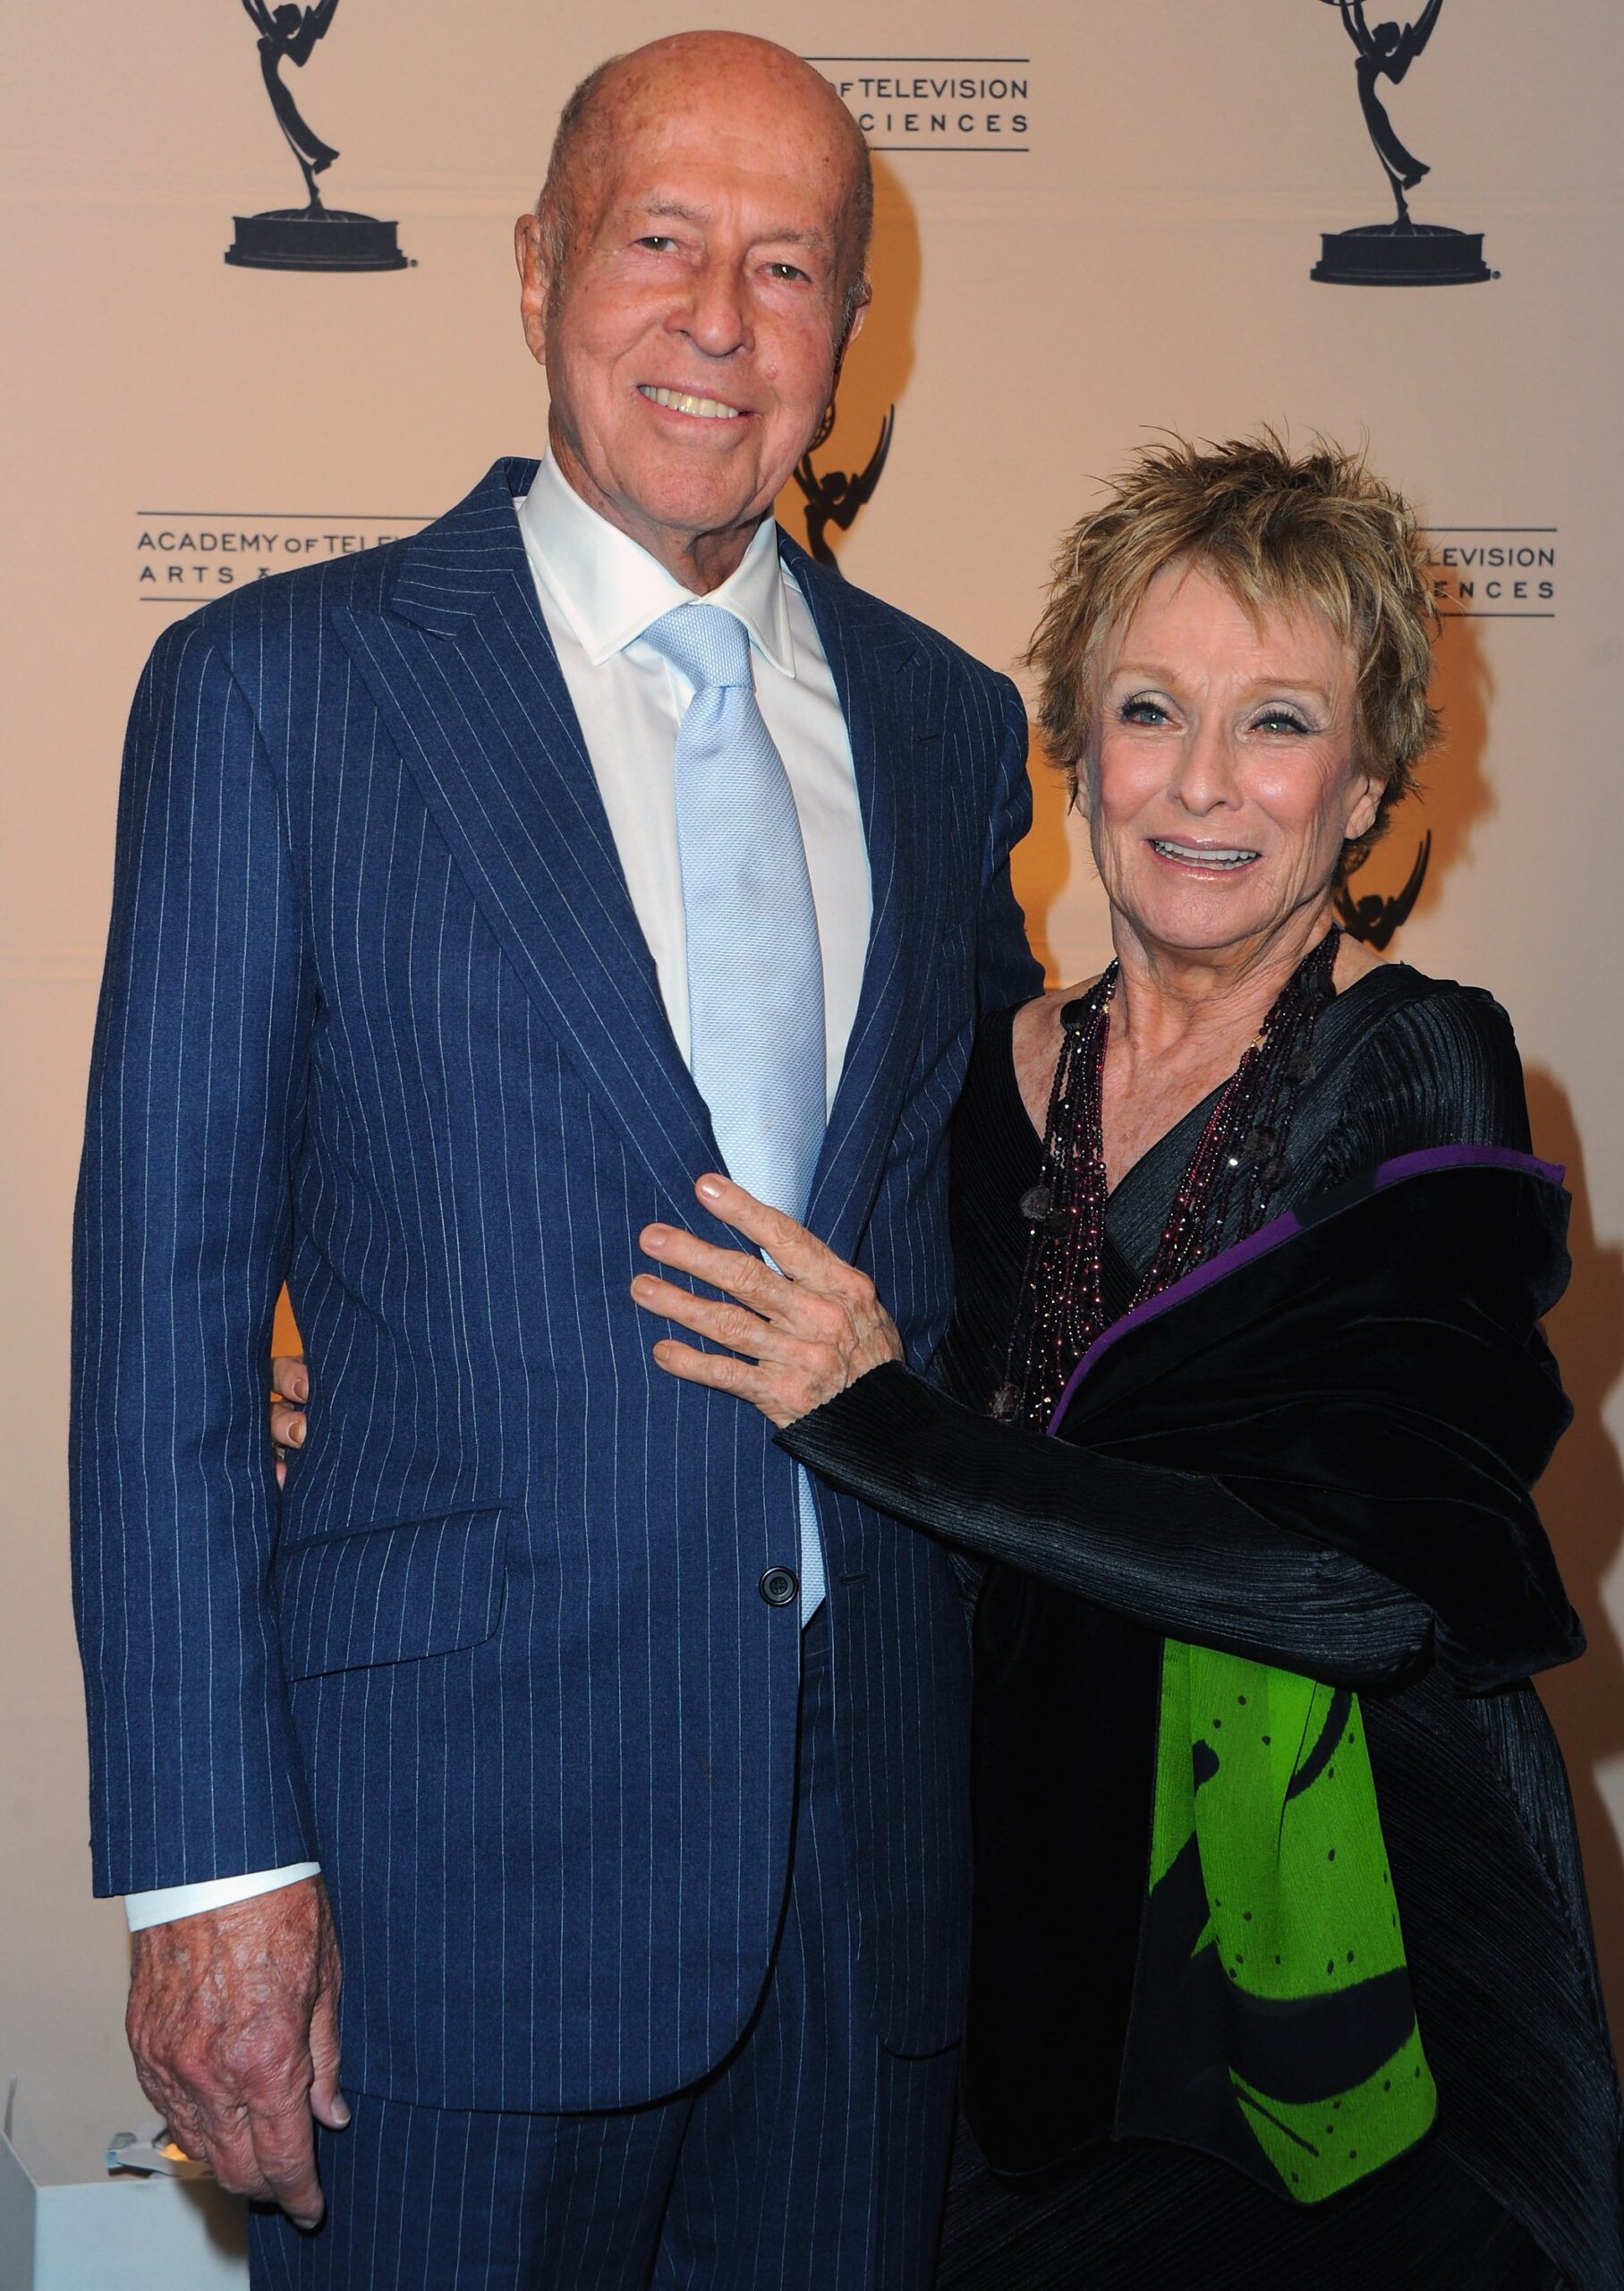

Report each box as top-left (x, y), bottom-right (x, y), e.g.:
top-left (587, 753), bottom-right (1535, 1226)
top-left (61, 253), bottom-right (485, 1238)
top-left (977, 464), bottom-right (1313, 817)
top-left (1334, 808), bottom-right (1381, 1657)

top-left (537, 33), bottom-right (873, 337)
top-left (514, 30), bottom-right (875, 589)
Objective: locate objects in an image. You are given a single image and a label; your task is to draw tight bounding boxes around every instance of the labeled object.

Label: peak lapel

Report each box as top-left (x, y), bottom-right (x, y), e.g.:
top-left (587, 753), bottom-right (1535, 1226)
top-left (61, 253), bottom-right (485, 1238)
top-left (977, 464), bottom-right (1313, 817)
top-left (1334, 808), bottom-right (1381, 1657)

top-left (786, 541), bottom-right (940, 1266)
top-left (331, 461), bottom-right (720, 1204)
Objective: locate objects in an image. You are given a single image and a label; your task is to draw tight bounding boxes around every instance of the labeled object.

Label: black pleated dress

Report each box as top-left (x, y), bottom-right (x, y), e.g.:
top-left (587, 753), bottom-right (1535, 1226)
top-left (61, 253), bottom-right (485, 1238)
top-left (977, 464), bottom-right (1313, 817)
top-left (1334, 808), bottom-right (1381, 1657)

top-left (784, 964), bottom-right (1624, 2291)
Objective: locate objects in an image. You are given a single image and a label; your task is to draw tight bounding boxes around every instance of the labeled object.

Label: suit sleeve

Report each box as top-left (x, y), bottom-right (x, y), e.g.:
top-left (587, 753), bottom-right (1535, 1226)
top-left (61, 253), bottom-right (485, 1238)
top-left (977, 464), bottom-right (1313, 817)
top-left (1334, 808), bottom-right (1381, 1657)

top-left (71, 616), bottom-right (318, 1895)
top-left (781, 1363), bottom-right (1432, 1690)
top-left (975, 675), bottom-right (1046, 1014)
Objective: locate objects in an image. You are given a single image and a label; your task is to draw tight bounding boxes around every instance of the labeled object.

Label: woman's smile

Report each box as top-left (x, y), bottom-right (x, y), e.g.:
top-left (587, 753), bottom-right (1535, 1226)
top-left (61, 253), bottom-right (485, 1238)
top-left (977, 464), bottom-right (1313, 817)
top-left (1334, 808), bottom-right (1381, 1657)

top-left (1146, 836), bottom-right (1263, 872)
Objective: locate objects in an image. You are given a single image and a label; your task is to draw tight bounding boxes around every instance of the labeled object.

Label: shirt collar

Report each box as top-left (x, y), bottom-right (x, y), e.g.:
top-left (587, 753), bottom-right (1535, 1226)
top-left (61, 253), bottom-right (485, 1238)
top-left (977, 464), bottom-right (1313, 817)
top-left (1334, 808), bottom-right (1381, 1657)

top-left (517, 449), bottom-right (796, 677)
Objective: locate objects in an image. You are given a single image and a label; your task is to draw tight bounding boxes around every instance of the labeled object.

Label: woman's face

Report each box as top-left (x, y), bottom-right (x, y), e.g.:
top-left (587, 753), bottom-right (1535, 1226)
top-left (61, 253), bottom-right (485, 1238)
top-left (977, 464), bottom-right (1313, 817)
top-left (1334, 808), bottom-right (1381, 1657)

top-left (1085, 559), bottom-right (1383, 969)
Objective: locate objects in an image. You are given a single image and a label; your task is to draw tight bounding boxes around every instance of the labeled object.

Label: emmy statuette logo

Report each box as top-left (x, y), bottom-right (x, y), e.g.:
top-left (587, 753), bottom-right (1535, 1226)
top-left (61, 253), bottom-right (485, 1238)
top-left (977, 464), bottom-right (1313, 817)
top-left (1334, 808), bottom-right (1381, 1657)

top-left (1312, 0), bottom-right (1493, 285)
top-left (225, 0), bottom-right (409, 273)
top-left (792, 408), bottom-right (896, 572)
top-left (1334, 831), bottom-right (1432, 949)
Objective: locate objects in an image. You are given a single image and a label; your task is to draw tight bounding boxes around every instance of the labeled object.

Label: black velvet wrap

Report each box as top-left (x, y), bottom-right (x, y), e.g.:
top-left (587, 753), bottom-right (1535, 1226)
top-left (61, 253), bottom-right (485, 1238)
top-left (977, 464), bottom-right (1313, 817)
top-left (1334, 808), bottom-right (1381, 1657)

top-left (1048, 1150), bottom-right (1581, 1691)
top-left (782, 1154), bottom-right (1624, 2291)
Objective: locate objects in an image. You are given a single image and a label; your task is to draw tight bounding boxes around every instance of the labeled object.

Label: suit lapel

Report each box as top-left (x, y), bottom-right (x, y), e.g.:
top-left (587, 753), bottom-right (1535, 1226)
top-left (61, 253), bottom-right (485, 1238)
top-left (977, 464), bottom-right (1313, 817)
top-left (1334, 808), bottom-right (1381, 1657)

top-left (786, 540), bottom-right (939, 1265)
top-left (329, 473), bottom-right (940, 1244)
top-left (331, 460), bottom-right (722, 1203)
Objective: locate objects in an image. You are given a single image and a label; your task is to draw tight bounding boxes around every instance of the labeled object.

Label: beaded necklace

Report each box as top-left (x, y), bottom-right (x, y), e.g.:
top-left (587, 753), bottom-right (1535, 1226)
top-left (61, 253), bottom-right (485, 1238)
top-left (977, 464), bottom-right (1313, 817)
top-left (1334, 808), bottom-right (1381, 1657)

top-left (996, 925), bottom-right (1339, 1428)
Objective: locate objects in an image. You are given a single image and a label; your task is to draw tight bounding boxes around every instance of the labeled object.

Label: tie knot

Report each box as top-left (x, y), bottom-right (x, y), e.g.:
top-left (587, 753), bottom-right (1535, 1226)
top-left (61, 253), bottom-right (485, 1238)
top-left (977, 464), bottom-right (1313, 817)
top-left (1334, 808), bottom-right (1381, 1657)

top-left (642, 600), bottom-right (752, 693)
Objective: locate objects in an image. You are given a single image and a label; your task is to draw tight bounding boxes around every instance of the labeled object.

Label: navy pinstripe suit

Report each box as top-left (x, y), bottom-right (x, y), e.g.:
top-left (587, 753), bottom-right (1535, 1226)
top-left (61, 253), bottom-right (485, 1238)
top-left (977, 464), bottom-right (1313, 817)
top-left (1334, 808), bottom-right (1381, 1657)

top-left (72, 456), bottom-right (1039, 2185)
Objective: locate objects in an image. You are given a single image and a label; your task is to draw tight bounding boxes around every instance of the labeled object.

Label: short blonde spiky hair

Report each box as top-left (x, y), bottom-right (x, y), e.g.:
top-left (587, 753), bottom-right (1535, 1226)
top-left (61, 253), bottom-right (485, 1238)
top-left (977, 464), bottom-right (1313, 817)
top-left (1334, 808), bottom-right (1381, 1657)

top-left (1028, 431), bottom-right (1440, 878)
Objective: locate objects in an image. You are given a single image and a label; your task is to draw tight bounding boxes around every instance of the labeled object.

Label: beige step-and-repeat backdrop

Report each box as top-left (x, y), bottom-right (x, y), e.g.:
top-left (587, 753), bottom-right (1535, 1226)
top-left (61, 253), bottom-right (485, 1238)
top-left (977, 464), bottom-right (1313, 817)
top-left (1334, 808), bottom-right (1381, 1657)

top-left (4, 0), bottom-right (1620, 2178)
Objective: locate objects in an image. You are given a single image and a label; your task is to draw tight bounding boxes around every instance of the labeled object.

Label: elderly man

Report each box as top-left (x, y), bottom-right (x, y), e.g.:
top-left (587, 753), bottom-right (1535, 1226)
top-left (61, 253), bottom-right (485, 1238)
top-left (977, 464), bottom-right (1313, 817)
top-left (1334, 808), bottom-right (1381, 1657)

top-left (72, 31), bottom-right (1039, 2287)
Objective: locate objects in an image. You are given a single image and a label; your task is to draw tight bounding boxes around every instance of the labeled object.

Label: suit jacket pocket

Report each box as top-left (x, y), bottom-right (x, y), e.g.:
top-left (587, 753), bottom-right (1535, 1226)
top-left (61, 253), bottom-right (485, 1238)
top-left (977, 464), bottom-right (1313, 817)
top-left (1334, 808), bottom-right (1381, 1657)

top-left (276, 1505), bottom-right (508, 1681)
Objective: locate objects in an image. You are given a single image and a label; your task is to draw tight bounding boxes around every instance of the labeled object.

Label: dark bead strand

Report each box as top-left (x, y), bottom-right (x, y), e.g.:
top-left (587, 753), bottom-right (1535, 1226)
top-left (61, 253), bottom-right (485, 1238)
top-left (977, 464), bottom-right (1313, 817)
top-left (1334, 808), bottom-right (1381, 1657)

top-left (996, 927), bottom-right (1340, 1429)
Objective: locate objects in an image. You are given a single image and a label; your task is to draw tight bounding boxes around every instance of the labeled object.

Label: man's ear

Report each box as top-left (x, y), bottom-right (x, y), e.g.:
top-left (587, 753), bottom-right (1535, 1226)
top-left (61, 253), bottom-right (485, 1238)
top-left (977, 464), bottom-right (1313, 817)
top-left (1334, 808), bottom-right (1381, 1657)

top-left (514, 211), bottom-right (551, 370)
top-left (835, 284), bottom-right (870, 383)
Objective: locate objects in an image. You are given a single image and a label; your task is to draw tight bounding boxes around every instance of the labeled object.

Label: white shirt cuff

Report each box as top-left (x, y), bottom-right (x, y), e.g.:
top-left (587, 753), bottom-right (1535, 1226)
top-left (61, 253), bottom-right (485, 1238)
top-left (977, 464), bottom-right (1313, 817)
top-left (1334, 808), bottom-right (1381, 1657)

top-left (123, 1863), bottom-right (321, 1931)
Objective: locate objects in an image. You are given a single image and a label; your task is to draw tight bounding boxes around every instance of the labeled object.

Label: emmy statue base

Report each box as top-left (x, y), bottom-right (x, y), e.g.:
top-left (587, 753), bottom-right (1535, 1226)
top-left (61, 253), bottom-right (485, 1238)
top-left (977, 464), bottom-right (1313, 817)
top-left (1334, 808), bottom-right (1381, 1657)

top-left (225, 206), bottom-right (409, 272)
top-left (1312, 222), bottom-right (1494, 285)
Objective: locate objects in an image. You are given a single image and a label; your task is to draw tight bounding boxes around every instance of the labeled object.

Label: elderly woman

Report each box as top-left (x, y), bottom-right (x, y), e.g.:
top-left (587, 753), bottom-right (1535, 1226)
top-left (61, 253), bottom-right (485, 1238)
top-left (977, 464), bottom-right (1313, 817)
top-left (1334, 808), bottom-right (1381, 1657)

top-left (630, 437), bottom-right (1623, 2288)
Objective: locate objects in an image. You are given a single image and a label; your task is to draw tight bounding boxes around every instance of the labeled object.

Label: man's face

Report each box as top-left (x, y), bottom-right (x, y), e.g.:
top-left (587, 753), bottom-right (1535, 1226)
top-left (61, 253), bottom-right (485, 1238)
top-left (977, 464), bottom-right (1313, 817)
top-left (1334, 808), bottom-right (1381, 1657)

top-left (517, 64), bottom-right (865, 583)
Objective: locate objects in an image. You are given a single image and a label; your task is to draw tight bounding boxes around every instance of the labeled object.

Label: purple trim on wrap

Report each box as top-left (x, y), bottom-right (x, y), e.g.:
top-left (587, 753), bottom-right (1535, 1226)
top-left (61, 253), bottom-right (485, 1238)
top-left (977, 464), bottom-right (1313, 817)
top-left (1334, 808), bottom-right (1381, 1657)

top-left (1362, 1142), bottom-right (1563, 1191)
top-left (1046, 1142), bottom-right (1566, 1436)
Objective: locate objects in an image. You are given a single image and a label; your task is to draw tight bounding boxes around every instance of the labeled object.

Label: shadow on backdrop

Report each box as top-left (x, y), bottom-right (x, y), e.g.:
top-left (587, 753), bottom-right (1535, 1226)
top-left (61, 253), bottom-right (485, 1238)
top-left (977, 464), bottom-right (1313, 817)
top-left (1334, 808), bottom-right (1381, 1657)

top-left (1416, 608), bottom-right (1494, 912)
top-left (1524, 1068), bottom-right (1624, 2033)
top-left (186, 2171), bottom-right (251, 2261)
top-left (1338, 606), bottom-right (1494, 945)
top-left (777, 156), bottom-right (919, 571)
top-left (1012, 746), bottom-right (1082, 989)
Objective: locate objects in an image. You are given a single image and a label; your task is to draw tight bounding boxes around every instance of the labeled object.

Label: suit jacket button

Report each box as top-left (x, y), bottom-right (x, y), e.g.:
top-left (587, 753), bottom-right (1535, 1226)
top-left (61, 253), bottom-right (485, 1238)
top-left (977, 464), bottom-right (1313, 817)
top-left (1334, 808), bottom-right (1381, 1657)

top-left (759, 1567), bottom-right (799, 1608)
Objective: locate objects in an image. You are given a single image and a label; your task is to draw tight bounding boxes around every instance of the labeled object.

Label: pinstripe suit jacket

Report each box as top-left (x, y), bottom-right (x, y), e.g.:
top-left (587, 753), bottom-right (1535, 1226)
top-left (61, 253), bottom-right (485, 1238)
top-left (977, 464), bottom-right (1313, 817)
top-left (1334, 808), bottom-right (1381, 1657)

top-left (72, 457), bottom-right (1042, 2111)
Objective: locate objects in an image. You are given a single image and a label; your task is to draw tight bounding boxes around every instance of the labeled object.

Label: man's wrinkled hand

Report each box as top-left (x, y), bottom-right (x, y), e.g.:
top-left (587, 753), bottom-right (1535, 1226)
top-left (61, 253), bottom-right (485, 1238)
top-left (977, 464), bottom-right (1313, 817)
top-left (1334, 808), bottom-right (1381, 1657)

top-left (126, 1876), bottom-right (345, 2228)
top-left (270, 1355), bottom-right (308, 1489)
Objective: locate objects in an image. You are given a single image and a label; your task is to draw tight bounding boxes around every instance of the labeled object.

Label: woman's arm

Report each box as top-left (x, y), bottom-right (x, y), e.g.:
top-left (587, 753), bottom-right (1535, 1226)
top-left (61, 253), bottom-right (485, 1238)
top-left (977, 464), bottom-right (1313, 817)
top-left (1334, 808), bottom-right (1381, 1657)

top-left (782, 1362), bottom-right (1430, 1690)
top-left (632, 1178), bottom-right (1432, 1691)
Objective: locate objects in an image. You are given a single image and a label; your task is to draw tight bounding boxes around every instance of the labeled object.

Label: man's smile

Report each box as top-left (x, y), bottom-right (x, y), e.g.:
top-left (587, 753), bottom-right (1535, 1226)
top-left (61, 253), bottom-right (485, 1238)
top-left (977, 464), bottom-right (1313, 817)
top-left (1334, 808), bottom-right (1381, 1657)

top-left (637, 384), bottom-right (747, 420)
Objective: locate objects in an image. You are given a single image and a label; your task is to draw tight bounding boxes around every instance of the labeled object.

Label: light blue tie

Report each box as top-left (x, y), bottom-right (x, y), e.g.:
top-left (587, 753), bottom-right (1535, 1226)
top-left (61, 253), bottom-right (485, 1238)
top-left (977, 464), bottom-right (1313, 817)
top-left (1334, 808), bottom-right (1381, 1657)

top-left (642, 601), bottom-right (829, 1620)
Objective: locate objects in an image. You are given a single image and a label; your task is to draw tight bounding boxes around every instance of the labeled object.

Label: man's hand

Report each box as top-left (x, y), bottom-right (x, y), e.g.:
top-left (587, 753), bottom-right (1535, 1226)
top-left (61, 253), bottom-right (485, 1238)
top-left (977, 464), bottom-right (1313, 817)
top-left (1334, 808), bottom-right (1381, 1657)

top-left (270, 1355), bottom-right (309, 1489)
top-left (126, 1876), bottom-right (346, 2227)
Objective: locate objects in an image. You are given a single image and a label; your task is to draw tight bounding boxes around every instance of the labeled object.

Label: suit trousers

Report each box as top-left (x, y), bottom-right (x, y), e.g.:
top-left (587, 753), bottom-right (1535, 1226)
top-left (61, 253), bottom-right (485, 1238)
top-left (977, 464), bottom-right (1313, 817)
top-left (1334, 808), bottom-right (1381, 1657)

top-left (249, 1611), bottom-right (960, 2290)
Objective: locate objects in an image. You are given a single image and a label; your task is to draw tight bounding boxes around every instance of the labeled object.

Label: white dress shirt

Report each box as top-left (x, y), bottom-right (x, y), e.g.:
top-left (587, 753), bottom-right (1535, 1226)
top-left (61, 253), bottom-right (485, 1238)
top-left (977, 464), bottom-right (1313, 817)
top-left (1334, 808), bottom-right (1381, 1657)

top-left (517, 450), bottom-right (870, 1111)
top-left (126, 454), bottom-right (872, 1929)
